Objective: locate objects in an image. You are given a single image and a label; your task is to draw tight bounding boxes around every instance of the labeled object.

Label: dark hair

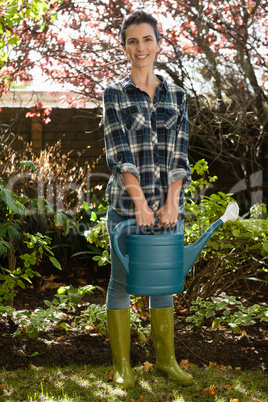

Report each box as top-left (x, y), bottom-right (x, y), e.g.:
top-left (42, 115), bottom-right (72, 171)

top-left (120, 11), bottom-right (161, 46)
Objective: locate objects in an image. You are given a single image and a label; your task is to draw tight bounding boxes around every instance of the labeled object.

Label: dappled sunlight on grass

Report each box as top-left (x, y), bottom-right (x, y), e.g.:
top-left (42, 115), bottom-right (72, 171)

top-left (0, 365), bottom-right (267, 401)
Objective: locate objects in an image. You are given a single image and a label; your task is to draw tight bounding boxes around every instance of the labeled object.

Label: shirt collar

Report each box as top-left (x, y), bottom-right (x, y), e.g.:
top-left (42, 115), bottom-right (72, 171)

top-left (121, 74), bottom-right (168, 93)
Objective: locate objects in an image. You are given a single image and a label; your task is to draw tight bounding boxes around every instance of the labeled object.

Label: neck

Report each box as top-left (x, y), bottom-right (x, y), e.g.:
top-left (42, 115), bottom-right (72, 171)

top-left (129, 67), bottom-right (158, 87)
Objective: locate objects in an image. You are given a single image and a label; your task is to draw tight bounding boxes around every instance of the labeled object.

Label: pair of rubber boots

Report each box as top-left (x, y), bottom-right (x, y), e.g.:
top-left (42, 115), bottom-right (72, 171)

top-left (107, 306), bottom-right (193, 389)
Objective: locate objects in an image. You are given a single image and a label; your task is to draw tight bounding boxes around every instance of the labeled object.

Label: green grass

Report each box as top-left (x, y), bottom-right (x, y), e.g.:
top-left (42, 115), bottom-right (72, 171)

top-left (0, 364), bottom-right (267, 401)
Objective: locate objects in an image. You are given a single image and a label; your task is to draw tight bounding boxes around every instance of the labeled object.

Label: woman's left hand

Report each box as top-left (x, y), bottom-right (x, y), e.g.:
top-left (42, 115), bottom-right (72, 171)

top-left (155, 204), bottom-right (178, 228)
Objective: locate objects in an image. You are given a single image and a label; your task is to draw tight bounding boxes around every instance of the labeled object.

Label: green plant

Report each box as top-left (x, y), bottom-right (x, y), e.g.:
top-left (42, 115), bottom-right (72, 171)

top-left (15, 301), bottom-right (64, 338)
top-left (13, 285), bottom-right (105, 337)
top-left (0, 156), bottom-right (73, 285)
top-left (77, 212), bottom-right (110, 266)
top-left (1, 141), bottom-right (103, 267)
top-left (11, 283), bottom-right (149, 343)
top-left (177, 160), bottom-right (268, 306)
top-left (57, 284), bottom-right (105, 314)
top-left (186, 295), bottom-right (268, 332)
top-left (73, 303), bottom-right (108, 335)
top-left (22, 232), bottom-right (62, 270)
top-left (0, 232), bottom-right (61, 305)
top-left (0, 177), bottom-right (28, 250)
top-left (0, 237), bottom-right (11, 258)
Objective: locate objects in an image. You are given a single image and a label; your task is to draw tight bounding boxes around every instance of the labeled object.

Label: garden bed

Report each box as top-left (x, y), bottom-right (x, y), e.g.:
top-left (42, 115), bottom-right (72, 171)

top-left (0, 280), bottom-right (267, 372)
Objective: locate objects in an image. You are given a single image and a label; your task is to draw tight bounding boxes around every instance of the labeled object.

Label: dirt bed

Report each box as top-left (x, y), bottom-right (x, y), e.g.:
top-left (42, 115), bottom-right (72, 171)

top-left (0, 285), bottom-right (267, 372)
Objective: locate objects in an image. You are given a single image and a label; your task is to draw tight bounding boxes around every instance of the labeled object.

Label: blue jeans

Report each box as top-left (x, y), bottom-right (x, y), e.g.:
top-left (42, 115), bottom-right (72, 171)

top-left (106, 206), bottom-right (178, 310)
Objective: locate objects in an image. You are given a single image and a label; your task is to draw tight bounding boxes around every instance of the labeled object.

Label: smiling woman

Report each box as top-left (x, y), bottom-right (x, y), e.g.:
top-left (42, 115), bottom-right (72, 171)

top-left (102, 10), bottom-right (192, 389)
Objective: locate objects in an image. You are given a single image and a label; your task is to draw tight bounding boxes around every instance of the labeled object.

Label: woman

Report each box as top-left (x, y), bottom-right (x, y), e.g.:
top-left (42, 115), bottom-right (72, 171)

top-left (103, 10), bottom-right (193, 388)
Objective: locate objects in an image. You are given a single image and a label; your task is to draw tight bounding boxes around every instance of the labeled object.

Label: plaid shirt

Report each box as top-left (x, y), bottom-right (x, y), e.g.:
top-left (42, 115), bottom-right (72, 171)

top-left (103, 75), bottom-right (191, 219)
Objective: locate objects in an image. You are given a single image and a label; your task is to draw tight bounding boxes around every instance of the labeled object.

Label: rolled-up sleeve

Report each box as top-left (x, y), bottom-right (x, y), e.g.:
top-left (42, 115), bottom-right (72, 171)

top-left (168, 92), bottom-right (191, 190)
top-left (103, 86), bottom-right (140, 190)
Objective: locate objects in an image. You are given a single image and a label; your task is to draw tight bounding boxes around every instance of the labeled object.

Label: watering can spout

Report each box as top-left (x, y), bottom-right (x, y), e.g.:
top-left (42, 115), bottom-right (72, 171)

top-left (183, 202), bottom-right (239, 277)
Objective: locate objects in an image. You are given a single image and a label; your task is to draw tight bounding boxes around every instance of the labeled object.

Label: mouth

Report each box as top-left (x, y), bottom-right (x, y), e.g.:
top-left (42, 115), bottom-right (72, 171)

top-left (135, 54), bottom-right (149, 60)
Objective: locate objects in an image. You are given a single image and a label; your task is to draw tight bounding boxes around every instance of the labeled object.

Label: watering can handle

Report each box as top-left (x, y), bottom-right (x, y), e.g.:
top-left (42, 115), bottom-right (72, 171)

top-left (111, 218), bottom-right (136, 275)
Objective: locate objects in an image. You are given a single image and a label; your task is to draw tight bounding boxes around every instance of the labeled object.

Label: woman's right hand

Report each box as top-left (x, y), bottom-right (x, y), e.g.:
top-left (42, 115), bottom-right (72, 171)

top-left (135, 202), bottom-right (155, 227)
top-left (122, 172), bottom-right (155, 227)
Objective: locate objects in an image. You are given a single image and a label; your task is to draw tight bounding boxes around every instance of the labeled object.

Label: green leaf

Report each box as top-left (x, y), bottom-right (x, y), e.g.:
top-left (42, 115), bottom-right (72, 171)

top-left (190, 306), bottom-right (198, 311)
top-left (0, 240), bottom-right (11, 257)
top-left (57, 287), bottom-right (67, 295)
top-left (49, 256), bottom-right (61, 270)
top-left (212, 317), bottom-right (222, 329)
top-left (263, 242), bottom-right (268, 253)
top-left (17, 280), bottom-right (25, 289)
top-left (223, 310), bottom-right (231, 317)
top-left (20, 160), bottom-right (36, 172)
top-left (68, 292), bottom-right (81, 305)
top-left (91, 211), bottom-right (97, 221)
top-left (55, 212), bottom-right (64, 227)
top-left (228, 322), bottom-right (239, 332)
top-left (7, 225), bottom-right (21, 241)
top-left (206, 310), bottom-right (214, 319)
top-left (246, 277), bottom-right (268, 284)
top-left (232, 229), bottom-right (240, 237)
top-left (56, 322), bottom-right (72, 331)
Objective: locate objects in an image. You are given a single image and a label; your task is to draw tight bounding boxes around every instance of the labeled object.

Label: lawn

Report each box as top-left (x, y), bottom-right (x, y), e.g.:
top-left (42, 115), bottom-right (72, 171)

top-left (0, 363), bottom-right (267, 401)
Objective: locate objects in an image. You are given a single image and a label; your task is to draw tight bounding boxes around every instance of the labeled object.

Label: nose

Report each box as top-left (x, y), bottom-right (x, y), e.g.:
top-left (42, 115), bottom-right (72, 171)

top-left (137, 41), bottom-right (145, 52)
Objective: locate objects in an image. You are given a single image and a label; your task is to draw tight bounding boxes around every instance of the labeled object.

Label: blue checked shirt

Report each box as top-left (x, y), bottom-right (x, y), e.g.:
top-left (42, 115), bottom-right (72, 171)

top-left (103, 75), bottom-right (191, 219)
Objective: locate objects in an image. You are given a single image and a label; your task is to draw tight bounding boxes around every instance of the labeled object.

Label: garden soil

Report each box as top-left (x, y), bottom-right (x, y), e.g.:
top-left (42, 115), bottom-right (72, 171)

top-left (0, 269), bottom-right (267, 373)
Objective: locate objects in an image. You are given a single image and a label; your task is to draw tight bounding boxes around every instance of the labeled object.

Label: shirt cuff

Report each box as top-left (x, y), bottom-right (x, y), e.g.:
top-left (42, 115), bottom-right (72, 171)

top-left (168, 168), bottom-right (191, 188)
top-left (116, 163), bottom-right (140, 190)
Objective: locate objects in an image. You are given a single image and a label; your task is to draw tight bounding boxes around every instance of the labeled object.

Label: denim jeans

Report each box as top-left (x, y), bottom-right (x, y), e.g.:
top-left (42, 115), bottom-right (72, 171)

top-left (106, 206), bottom-right (182, 310)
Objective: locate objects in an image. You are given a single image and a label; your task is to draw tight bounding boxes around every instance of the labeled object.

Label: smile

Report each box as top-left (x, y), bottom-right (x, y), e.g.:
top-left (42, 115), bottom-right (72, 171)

top-left (135, 55), bottom-right (148, 60)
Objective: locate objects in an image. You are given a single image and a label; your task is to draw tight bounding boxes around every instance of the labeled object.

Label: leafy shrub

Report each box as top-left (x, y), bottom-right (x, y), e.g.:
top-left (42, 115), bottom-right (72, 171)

top-left (83, 215), bottom-right (110, 266)
top-left (180, 160), bottom-right (268, 306)
top-left (0, 232), bottom-right (61, 305)
top-left (1, 285), bottom-right (149, 343)
top-left (0, 138), bottom-right (106, 265)
top-left (73, 158), bottom-right (268, 305)
top-left (57, 283), bottom-right (105, 314)
top-left (186, 295), bottom-right (268, 332)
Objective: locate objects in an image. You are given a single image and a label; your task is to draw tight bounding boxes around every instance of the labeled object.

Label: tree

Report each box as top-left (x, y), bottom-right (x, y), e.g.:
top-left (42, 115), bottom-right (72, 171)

top-left (0, 0), bottom-right (63, 87)
top-left (1, 0), bottom-right (267, 208)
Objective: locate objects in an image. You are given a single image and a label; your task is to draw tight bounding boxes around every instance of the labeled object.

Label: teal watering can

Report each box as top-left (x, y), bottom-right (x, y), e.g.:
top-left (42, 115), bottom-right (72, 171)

top-left (111, 202), bottom-right (239, 296)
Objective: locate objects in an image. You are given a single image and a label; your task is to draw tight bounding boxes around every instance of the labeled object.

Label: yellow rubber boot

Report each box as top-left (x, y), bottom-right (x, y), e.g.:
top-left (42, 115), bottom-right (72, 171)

top-left (107, 308), bottom-right (135, 388)
top-left (150, 307), bottom-right (193, 386)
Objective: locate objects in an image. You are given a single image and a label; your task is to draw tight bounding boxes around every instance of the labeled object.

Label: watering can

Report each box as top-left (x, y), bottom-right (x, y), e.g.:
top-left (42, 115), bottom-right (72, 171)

top-left (111, 202), bottom-right (239, 296)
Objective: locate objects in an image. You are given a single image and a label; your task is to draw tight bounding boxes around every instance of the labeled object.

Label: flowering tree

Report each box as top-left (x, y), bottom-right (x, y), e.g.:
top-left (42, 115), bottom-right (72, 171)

top-left (1, 0), bottom-right (268, 204)
top-left (0, 0), bottom-right (63, 86)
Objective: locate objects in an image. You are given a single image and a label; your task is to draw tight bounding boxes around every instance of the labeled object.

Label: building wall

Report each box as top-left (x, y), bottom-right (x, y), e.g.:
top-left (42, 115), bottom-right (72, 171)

top-left (1, 106), bottom-right (267, 209)
top-left (0, 107), bottom-right (109, 198)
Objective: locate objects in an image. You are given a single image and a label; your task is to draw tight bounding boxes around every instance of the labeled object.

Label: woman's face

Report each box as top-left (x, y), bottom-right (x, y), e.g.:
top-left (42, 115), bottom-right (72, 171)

top-left (123, 23), bottom-right (161, 69)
